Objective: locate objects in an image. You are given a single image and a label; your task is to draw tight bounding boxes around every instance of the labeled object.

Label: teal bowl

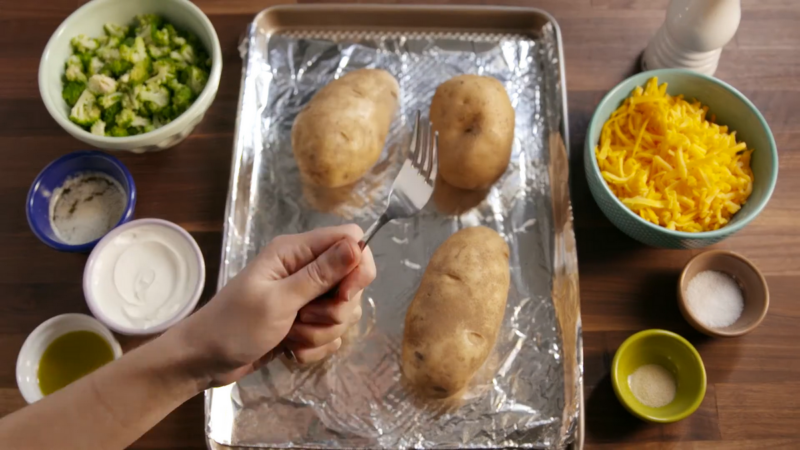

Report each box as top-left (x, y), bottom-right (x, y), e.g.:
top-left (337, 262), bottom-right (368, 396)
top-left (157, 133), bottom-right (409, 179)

top-left (584, 69), bottom-right (778, 249)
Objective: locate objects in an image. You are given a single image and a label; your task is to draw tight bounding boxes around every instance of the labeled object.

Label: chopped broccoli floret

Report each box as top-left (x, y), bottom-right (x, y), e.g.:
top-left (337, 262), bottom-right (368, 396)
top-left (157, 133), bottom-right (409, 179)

top-left (91, 120), bottom-right (106, 136)
top-left (130, 115), bottom-right (151, 128)
top-left (147, 44), bottom-right (169, 59)
top-left (62, 81), bottom-right (86, 107)
top-left (170, 82), bottom-right (193, 113)
top-left (65, 64), bottom-right (87, 83)
top-left (96, 46), bottom-right (121, 62)
top-left (134, 15), bottom-right (163, 44)
top-left (99, 92), bottom-right (122, 109)
top-left (152, 28), bottom-right (170, 47)
top-left (128, 59), bottom-right (152, 86)
top-left (135, 23), bottom-right (155, 44)
top-left (66, 55), bottom-right (82, 67)
top-left (87, 57), bottom-right (105, 76)
top-left (138, 84), bottom-right (170, 113)
top-left (101, 100), bottom-right (123, 125)
top-left (115, 108), bottom-right (137, 128)
top-left (70, 35), bottom-right (99, 54)
top-left (121, 85), bottom-right (142, 111)
top-left (170, 44), bottom-right (199, 65)
top-left (122, 37), bottom-right (136, 47)
top-left (69, 90), bottom-right (101, 127)
top-left (75, 53), bottom-right (94, 72)
top-left (120, 37), bottom-right (148, 63)
top-left (162, 24), bottom-right (179, 40)
top-left (87, 74), bottom-right (117, 95)
top-left (183, 66), bottom-right (208, 95)
top-left (108, 126), bottom-right (129, 137)
top-left (104, 23), bottom-right (129, 38)
top-left (101, 58), bottom-right (131, 78)
top-left (171, 58), bottom-right (189, 73)
top-left (136, 14), bottom-right (164, 29)
top-left (115, 109), bottom-right (150, 130)
top-left (172, 36), bottom-right (187, 48)
top-left (105, 36), bottom-right (122, 49)
top-left (146, 60), bottom-right (176, 86)
top-left (179, 44), bottom-right (197, 65)
top-left (154, 105), bottom-right (177, 124)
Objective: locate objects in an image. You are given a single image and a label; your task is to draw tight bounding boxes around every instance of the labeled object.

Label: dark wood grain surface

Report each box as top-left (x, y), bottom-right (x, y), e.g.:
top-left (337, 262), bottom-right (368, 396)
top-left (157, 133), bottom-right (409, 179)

top-left (0, 1), bottom-right (798, 449)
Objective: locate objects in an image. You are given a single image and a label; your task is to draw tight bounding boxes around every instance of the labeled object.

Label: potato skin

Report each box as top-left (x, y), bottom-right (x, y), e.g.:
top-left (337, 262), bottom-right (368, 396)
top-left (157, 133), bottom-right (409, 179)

top-left (402, 226), bottom-right (510, 398)
top-left (292, 69), bottom-right (399, 188)
top-left (430, 75), bottom-right (515, 190)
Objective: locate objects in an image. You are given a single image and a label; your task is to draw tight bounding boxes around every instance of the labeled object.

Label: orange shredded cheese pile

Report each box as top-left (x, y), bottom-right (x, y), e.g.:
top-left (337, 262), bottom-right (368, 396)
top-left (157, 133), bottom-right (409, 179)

top-left (595, 77), bottom-right (754, 232)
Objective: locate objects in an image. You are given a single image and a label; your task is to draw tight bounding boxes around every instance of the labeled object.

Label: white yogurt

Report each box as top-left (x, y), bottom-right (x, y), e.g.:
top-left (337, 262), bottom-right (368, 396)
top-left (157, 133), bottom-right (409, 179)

top-left (84, 219), bottom-right (205, 334)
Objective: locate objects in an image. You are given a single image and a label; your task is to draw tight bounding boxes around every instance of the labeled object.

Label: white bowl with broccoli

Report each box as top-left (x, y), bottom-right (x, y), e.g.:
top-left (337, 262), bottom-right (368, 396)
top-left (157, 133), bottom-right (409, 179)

top-left (39, 0), bottom-right (221, 153)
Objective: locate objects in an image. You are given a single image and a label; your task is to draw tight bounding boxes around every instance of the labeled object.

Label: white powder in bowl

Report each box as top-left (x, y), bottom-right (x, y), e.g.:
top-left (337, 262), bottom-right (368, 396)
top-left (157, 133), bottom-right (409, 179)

top-left (49, 172), bottom-right (127, 245)
top-left (685, 270), bottom-right (744, 329)
top-left (628, 364), bottom-right (677, 408)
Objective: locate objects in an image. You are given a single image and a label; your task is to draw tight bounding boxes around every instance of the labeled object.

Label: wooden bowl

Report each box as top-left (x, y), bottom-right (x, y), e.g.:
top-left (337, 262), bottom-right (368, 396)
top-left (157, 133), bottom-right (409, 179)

top-left (678, 250), bottom-right (769, 337)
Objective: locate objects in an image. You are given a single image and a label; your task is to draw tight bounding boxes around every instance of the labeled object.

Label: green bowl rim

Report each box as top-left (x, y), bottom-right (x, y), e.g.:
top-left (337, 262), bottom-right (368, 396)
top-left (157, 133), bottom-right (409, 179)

top-left (611, 329), bottom-right (707, 423)
top-left (585, 68), bottom-right (779, 239)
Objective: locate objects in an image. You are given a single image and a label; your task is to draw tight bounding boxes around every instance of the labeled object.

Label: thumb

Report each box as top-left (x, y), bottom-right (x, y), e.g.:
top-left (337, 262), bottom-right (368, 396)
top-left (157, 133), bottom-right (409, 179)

top-left (278, 237), bottom-right (361, 310)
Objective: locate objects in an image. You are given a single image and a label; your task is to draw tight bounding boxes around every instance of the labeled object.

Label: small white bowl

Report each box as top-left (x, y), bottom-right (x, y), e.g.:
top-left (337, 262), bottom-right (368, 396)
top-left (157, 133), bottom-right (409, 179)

top-left (39, 0), bottom-right (222, 153)
top-left (16, 314), bottom-right (123, 404)
top-left (83, 218), bottom-right (206, 335)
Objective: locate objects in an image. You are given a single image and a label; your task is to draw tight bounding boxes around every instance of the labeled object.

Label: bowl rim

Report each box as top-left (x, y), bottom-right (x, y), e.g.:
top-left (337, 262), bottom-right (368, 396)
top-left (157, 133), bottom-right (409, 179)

top-left (37, 0), bottom-right (223, 145)
top-left (585, 68), bottom-right (779, 240)
top-left (611, 328), bottom-right (707, 423)
top-left (16, 313), bottom-right (123, 404)
top-left (82, 218), bottom-right (206, 335)
top-left (677, 250), bottom-right (770, 337)
top-left (25, 150), bottom-right (137, 252)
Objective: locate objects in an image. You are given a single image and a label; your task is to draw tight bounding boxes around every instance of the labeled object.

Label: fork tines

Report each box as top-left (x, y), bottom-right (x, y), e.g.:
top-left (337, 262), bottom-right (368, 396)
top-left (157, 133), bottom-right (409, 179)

top-left (409, 111), bottom-right (438, 186)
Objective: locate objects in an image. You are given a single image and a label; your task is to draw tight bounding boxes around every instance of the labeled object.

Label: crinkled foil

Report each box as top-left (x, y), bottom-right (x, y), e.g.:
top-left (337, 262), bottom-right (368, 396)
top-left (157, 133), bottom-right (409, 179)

top-left (208, 12), bottom-right (582, 450)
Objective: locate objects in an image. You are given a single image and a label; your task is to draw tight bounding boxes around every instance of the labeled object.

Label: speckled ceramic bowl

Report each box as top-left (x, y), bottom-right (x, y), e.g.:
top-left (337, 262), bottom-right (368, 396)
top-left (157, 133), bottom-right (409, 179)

top-left (584, 69), bottom-right (778, 249)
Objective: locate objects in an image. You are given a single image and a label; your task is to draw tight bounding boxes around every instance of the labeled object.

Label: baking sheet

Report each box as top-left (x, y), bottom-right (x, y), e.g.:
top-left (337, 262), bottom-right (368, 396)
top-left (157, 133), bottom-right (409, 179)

top-left (208, 6), bottom-right (581, 449)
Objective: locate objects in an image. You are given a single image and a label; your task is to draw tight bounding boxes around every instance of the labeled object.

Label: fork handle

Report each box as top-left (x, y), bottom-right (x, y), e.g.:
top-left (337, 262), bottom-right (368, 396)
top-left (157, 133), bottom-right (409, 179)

top-left (359, 213), bottom-right (390, 250)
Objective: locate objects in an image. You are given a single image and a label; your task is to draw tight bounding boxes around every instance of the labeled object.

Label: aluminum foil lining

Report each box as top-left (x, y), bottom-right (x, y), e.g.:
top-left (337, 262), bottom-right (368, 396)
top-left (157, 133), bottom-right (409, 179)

top-left (208, 17), bottom-right (581, 450)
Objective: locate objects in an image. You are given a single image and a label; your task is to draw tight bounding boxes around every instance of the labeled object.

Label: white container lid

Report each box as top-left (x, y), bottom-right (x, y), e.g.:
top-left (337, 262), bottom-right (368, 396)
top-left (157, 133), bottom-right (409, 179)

top-left (17, 313), bottom-right (123, 404)
top-left (83, 218), bottom-right (205, 335)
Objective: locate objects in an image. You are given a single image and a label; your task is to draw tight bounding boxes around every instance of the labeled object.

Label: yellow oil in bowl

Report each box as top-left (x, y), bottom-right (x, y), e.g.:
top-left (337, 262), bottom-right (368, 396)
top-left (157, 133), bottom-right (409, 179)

top-left (38, 330), bottom-right (115, 396)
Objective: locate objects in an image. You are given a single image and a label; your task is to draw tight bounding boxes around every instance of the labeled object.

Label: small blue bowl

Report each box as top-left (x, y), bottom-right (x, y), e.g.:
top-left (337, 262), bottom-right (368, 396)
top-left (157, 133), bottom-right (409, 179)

top-left (26, 151), bottom-right (136, 252)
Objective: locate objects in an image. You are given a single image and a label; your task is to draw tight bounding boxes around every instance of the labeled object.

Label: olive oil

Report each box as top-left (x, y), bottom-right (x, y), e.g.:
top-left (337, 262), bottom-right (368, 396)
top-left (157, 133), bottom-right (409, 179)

top-left (37, 331), bottom-right (115, 396)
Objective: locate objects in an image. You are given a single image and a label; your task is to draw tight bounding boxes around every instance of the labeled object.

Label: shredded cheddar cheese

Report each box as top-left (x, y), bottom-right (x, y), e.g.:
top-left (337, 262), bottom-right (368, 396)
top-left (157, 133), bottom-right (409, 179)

top-left (595, 77), bottom-right (755, 232)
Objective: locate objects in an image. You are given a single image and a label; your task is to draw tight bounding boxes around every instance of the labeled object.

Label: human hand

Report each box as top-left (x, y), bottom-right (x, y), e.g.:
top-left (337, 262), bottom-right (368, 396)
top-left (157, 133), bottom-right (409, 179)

top-left (172, 224), bottom-right (376, 387)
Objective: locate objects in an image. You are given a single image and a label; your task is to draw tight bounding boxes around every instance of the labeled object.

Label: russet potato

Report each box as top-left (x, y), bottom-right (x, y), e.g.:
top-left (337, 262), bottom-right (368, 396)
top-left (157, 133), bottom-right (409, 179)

top-left (292, 69), bottom-right (399, 188)
top-left (401, 226), bottom-right (510, 398)
top-left (430, 75), bottom-right (515, 190)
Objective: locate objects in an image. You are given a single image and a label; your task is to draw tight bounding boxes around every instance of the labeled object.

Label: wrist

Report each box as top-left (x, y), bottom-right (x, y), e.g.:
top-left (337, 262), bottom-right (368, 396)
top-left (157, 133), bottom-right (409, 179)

top-left (153, 325), bottom-right (214, 394)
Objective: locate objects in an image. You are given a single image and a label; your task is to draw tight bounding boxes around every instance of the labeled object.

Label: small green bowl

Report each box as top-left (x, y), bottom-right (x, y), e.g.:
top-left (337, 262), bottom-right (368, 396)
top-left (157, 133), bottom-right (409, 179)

top-left (611, 329), bottom-right (706, 423)
top-left (584, 69), bottom-right (779, 249)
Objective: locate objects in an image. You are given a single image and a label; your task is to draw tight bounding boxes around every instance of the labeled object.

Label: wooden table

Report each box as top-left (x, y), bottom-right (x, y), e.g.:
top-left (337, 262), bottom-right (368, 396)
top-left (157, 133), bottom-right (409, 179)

top-left (1, 0), bottom-right (797, 448)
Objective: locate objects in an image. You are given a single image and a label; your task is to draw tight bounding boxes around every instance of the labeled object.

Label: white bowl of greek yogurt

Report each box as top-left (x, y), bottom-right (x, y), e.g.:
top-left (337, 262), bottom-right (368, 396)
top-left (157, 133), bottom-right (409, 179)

top-left (83, 218), bottom-right (205, 335)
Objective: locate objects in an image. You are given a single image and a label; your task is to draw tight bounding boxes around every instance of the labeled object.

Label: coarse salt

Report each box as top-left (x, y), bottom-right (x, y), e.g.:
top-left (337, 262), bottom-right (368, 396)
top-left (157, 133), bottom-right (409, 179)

top-left (49, 172), bottom-right (126, 245)
top-left (685, 270), bottom-right (744, 328)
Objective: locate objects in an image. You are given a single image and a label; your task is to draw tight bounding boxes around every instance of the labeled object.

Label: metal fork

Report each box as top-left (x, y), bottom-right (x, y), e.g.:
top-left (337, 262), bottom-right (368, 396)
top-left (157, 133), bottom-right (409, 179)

top-left (359, 111), bottom-right (438, 249)
top-left (279, 113), bottom-right (437, 363)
